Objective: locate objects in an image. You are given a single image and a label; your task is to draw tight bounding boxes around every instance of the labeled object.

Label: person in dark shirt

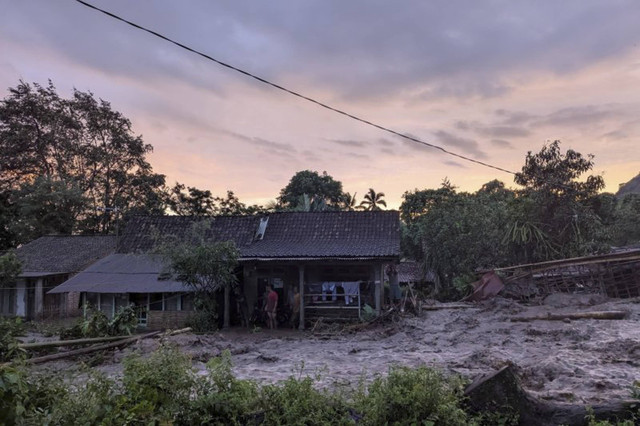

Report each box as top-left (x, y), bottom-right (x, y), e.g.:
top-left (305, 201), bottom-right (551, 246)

top-left (264, 284), bottom-right (278, 329)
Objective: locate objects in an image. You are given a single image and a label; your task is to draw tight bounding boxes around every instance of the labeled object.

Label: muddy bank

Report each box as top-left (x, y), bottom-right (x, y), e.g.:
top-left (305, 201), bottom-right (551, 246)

top-left (35, 295), bottom-right (640, 405)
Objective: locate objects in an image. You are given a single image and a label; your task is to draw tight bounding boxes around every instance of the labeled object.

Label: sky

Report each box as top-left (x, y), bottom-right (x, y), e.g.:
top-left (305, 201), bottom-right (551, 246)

top-left (1, 1), bottom-right (639, 209)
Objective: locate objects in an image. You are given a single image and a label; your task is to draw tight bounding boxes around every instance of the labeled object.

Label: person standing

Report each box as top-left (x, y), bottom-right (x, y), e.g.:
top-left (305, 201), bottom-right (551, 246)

top-left (264, 284), bottom-right (278, 329)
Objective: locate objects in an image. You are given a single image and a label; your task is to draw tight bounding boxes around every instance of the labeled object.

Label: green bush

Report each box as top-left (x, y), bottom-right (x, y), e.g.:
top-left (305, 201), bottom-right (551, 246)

top-left (354, 365), bottom-right (473, 426)
top-left (185, 296), bottom-right (219, 332)
top-left (60, 305), bottom-right (139, 339)
top-left (0, 316), bottom-right (25, 362)
top-left (177, 350), bottom-right (260, 425)
top-left (122, 344), bottom-right (194, 422)
top-left (260, 375), bottom-right (354, 425)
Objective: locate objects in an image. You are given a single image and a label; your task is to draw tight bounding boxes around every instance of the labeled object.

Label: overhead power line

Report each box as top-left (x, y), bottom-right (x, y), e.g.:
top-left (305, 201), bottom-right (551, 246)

top-left (74, 0), bottom-right (516, 176)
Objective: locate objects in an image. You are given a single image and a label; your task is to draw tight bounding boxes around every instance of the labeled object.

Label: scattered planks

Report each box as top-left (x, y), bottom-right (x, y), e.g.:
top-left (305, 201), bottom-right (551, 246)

top-left (510, 310), bottom-right (628, 322)
top-left (465, 364), bottom-right (638, 426)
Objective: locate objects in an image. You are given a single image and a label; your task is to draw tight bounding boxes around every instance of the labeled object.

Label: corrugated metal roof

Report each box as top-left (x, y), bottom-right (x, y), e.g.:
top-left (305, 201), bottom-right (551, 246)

top-left (47, 253), bottom-right (191, 294)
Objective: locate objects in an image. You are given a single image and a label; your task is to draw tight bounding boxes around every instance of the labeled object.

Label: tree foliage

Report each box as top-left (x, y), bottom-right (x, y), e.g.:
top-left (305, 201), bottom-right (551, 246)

top-left (0, 80), bottom-right (166, 245)
top-left (277, 170), bottom-right (345, 210)
top-left (158, 220), bottom-right (240, 329)
top-left (0, 251), bottom-right (21, 288)
top-left (359, 188), bottom-right (387, 211)
top-left (401, 142), bottom-right (624, 299)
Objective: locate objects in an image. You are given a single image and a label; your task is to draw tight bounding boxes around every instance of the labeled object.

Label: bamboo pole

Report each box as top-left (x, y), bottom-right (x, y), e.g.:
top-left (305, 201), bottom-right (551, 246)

top-left (19, 335), bottom-right (138, 350)
top-left (25, 330), bottom-right (162, 365)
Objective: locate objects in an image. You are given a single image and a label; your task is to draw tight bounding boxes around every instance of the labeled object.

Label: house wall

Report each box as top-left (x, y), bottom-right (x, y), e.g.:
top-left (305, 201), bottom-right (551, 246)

top-left (147, 310), bottom-right (192, 330)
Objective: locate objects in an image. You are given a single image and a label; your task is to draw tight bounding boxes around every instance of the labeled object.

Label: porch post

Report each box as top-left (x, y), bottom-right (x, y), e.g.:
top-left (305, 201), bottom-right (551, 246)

top-left (35, 278), bottom-right (44, 319)
top-left (374, 263), bottom-right (381, 315)
top-left (223, 284), bottom-right (230, 329)
top-left (298, 264), bottom-right (305, 330)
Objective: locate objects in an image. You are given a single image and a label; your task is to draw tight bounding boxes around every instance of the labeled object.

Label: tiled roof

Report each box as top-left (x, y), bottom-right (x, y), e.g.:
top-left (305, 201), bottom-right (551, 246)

top-left (16, 235), bottom-right (117, 276)
top-left (243, 211), bottom-right (399, 258)
top-left (118, 212), bottom-right (400, 259)
top-left (117, 215), bottom-right (260, 254)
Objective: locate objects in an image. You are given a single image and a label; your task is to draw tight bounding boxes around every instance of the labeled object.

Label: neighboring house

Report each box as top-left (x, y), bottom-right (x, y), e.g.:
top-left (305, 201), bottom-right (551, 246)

top-left (0, 235), bottom-right (117, 319)
top-left (49, 211), bottom-right (401, 329)
top-left (397, 261), bottom-right (437, 286)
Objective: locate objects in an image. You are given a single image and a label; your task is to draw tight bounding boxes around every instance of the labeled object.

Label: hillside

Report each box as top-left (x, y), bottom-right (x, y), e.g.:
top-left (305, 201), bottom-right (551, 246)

top-left (617, 173), bottom-right (640, 197)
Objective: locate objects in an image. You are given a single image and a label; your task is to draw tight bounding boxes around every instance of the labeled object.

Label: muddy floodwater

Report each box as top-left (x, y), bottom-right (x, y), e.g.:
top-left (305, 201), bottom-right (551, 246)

top-left (36, 295), bottom-right (640, 405)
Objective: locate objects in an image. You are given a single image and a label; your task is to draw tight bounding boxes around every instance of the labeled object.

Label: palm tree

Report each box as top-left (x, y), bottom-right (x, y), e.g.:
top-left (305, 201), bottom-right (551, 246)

top-left (359, 188), bottom-right (387, 211)
top-left (342, 192), bottom-right (358, 211)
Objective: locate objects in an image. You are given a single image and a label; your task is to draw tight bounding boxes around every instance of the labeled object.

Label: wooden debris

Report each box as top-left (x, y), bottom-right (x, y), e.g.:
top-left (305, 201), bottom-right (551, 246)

top-left (19, 335), bottom-right (134, 350)
top-left (25, 330), bottom-right (161, 365)
top-left (421, 304), bottom-right (480, 311)
top-left (465, 364), bottom-right (638, 426)
top-left (510, 310), bottom-right (628, 322)
top-left (161, 327), bottom-right (192, 337)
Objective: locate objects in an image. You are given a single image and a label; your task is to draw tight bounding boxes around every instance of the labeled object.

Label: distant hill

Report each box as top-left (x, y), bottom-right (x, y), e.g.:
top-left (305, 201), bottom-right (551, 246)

top-left (617, 173), bottom-right (640, 197)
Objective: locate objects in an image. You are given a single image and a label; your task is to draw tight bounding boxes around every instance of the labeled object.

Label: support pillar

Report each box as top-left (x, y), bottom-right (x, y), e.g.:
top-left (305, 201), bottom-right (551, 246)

top-left (298, 265), bottom-right (305, 330)
top-left (35, 278), bottom-right (44, 319)
top-left (16, 280), bottom-right (26, 317)
top-left (374, 264), bottom-right (381, 315)
top-left (223, 284), bottom-right (230, 329)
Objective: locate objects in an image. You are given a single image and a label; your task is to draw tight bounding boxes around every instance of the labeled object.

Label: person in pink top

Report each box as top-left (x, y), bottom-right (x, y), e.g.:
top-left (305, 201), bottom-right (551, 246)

top-left (264, 284), bottom-right (278, 329)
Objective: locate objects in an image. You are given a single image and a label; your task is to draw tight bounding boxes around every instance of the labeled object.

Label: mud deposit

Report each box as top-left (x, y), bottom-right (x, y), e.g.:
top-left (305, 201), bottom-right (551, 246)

top-left (37, 295), bottom-right (640, 404)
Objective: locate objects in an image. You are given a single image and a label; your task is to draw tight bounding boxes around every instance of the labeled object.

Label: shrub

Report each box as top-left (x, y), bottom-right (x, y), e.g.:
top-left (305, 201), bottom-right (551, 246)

top-left (60, 305), bottom-right (139, 339)
top-left (354, 365), bottom-right (473, 426)
top-left (122, 344), bottom-right (194, 422)
top-left (0, 316), bottom-right (25, 362)
top-left (260, 375), bottom-right (354, 425)
top-left (177, 350), bottom-right (260, 425)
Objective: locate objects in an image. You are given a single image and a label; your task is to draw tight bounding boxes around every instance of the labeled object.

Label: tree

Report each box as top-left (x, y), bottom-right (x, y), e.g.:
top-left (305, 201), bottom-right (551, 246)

top-left (341, 192), bottom-right (358, 211)
top-left (359, 188), bottom-right (387, 211)
top-left (277, 170), bottom-right (345, 210)
top-left (511, 140), bottom-right (607, 261)
top-left (0, 251), bottom-right (21, 288)
top-left (407, 184), bottom-right (514, 298)
top-left (609, 193), bottom-right (640, 246)
top-left (13, 177), bottom-right (86, 241)
top-left (0, 80), bottom-right (167, 240)
top-left (167, 183), bottom-right (216, 216)
top-left (214, 190), bottom-right (264, 216)
top-left (159, 221), bottom-right (239, 329)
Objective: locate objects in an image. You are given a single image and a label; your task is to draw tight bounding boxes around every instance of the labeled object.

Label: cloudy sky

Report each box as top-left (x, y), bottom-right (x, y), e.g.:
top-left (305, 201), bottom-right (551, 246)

top-left (1, 1), bottom-right (639, 208)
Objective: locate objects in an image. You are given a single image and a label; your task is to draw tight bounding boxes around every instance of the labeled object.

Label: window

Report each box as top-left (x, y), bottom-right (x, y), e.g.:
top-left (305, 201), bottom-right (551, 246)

top-left (149, 293), bottom-right (163, 311)
top-left (114, 293), bottom-right (129, 313)
top-left (99, 293), bottom-right (114, 316)
top-left (181, 294), bottom-right (194, 311)
top-left (164, 293), bottom-right (179, 311)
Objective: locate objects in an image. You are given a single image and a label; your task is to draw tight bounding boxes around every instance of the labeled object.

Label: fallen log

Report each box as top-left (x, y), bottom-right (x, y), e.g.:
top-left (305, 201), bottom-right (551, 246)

top-left (25, 330), bottom-right (161, 365)
top-left (465, 364), bottom-right (637, 426)
top-left (19, 335), bottom-right (135, 350)
top-left (422, 304), bottom-right (480, 311)
top-left (510, 310), bottom-right (628, 322)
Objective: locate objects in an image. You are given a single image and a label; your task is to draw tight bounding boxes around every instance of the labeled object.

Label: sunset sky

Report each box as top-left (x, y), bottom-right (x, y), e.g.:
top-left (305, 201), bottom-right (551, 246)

top-left (1, 1), bottom-right (639, 209)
